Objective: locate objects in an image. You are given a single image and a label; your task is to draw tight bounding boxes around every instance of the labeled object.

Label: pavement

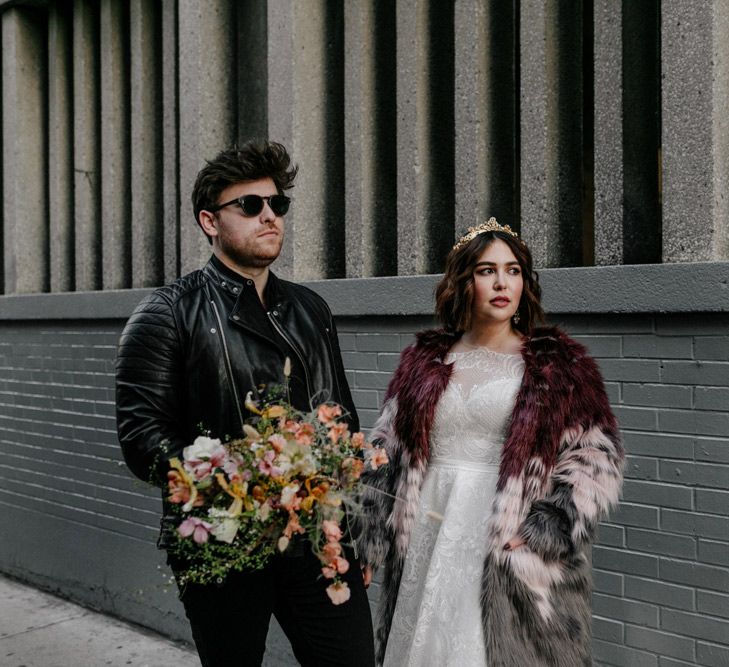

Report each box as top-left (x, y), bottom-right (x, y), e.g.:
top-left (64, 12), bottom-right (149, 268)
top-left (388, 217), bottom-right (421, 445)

top-left (0, 574), bottom-right (200, 667)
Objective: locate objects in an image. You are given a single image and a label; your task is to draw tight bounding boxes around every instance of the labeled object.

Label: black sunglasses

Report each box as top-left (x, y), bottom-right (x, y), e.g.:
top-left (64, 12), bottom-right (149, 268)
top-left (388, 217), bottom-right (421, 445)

top-left (208, 194), bottom-right (291, 217)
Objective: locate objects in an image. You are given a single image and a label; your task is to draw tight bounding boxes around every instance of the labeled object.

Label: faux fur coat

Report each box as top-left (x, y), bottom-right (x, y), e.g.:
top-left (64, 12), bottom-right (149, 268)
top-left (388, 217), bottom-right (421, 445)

top-left (358, 326), bottom-right (624, 666)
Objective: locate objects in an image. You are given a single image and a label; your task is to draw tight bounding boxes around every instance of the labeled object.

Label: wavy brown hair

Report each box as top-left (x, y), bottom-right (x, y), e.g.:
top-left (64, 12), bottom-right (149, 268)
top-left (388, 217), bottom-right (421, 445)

top-left (435, 231), bottom-right (544, 335)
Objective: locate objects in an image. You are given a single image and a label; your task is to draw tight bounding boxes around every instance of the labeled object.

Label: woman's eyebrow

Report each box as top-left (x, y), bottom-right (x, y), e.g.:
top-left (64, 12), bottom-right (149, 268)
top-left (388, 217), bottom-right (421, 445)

top-left (474, 260), bottom-right (521, 267)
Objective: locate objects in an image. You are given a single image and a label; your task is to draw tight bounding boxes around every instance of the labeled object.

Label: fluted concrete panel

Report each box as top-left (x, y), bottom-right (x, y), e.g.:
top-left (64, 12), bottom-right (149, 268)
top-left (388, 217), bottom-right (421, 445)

top-left (178, 0), bottom-right (236, 276)
top-left (162, 0), bottom-right (179, 283)
top-left (397, 0), bottom-right (455, 276)
top-left (73, 0), bottom-right (101, 291)
top-left (131, 0), bottom-right (163, 287)
top-left (344, 0), bottom-right (396, 278)
top-left (236, 0), bottom-right (268, 142)
top-left (519, 0), bottom-right (583, 268)
top-left (662, 1), bottom-right (729, 262)
top-left (100, 0), bottom-right (130, 290)
top-left (267, 0), bottom-right (295, 279)
top-left (593, 0), bottom-right (623, 266)
top-left (2, 8), bottom-right (47, 294)
top-left (290, 0), bottom-right (344, 281)
top-left (454, 0), bottom-right (516, 236)
top-left (48, 3), bottom-right (74, 292)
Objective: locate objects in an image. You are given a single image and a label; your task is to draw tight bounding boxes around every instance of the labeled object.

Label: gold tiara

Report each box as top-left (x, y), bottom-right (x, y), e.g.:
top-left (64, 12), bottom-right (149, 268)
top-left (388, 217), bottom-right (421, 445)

top-left (453, 217), bottom-right (518, 251)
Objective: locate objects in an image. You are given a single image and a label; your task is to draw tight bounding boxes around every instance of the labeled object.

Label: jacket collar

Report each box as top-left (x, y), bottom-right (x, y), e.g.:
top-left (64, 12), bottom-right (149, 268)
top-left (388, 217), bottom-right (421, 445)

top-left (203, 254), bottom-right (286, 306)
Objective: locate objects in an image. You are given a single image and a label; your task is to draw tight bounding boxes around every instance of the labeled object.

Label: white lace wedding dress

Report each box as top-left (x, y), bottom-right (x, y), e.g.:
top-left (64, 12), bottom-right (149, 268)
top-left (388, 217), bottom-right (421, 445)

top-left (382, 346), bottom-right (525, 667)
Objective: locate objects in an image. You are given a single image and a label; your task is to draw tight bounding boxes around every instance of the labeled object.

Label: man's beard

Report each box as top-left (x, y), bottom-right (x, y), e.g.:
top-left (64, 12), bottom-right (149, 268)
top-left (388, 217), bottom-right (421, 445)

top-left (222, 237), bottom-right (283, 269)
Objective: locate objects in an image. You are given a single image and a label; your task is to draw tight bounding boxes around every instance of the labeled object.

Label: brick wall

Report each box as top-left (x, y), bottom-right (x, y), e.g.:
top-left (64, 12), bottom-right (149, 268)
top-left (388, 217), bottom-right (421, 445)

top-left (1, 311), bottom-right (728, 666)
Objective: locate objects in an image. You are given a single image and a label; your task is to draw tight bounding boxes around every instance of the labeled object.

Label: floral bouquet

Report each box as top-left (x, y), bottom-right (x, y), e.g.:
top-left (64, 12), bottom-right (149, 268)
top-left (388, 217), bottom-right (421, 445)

top-left (165, 389), bottom-right (387, 605)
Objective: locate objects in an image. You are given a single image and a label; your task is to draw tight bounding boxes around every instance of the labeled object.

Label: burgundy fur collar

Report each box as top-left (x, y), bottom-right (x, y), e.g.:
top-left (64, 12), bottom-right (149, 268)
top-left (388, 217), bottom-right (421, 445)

top-left (385, 326), bottom-right (618, 488)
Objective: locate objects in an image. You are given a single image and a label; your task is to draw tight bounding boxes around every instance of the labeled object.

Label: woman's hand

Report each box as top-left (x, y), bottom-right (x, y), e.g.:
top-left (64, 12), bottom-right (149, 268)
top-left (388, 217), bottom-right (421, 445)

top-left (361, 564), bottom-right (373, 588)
top-left (503, 535), bottom-right (526, 551)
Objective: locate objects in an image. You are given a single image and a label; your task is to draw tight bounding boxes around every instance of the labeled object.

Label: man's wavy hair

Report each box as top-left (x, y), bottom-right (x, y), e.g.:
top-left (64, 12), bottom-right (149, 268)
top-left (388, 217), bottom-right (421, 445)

top-left (192, 140), bottom-right (298, 242)
top-left (435, 230), bottom-right (544, 336)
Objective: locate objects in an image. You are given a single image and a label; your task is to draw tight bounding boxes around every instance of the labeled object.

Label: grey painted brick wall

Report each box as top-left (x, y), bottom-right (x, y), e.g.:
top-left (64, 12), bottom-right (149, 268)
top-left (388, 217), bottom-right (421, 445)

top-left (1, 311), bottom-right (728, 666)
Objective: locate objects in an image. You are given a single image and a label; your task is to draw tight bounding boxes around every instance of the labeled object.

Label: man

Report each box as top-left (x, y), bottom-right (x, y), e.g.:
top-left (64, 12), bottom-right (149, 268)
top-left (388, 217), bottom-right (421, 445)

top-left (116, 141), bottom-right (375, 667)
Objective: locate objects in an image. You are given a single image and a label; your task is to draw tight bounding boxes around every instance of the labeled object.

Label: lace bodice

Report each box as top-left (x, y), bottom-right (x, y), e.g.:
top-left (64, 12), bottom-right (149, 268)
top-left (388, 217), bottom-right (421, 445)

top-left (430, 347), bottom-right (525, 465)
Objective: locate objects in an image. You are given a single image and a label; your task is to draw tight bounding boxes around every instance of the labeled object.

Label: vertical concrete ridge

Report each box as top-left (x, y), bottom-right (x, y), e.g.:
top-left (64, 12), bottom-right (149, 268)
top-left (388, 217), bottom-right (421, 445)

top-left (130, 0), bottom-right (163, 287)
top-left (344, 0), bottom-right (396, 278)
top-left (397, 0), bottom-right (455, 276)
top-left (177, 0), bottom-right (236, 276)
top-left (48, 1), bottom-right (74, 292)
top-left (266, 0), bottom-right (295, 279)
top-left (291, 0), bottom-right (345, 281)
top-left (593, 0), bottom-right (623, 266)
top-left (711, 2), bottom-right (729, 260)
top-left (662, 0), bottom-right (729, 262)
top-left (100, 0), bottom-right (131, 290)
top-left (161, 0), bottom-right (179, 283)
top-left (454, 0), bottom-right (517, 236)
top-left (2, 7), bottom-right (48, 294)
top-left (73, 0), bottom-right (101, 291)
top-left (519, 0), bottom-right (583, 268)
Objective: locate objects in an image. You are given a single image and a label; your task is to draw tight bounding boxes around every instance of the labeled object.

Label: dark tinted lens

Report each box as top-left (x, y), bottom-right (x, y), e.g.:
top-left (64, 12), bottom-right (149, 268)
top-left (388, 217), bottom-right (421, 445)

top-left (239, 195), bottom-right (265, 216)
top-left (269, 195), bottom-right (291, 216)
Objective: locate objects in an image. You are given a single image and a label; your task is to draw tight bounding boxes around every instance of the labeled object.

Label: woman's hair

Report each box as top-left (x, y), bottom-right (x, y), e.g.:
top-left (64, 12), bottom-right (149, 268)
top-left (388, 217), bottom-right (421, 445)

top-left (435, 231), bottom-right (544, 335)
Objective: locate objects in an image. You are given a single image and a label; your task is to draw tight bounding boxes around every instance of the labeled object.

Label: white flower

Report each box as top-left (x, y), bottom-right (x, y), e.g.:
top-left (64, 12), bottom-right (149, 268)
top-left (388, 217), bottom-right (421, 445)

top-left (183, 436), bottom-right (223, 461)
top-left (280, 483), bottom-right (300, 510)
top-left (277, 536), bottom-right (290, 552)
top-left (211, 518), bottom-right (239, 544)
top-left (256, 500), bottom-right (272, 522)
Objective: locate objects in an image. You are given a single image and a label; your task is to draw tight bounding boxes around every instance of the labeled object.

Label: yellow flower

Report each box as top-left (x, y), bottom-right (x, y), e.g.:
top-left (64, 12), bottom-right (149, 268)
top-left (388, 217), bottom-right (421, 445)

top-left (168, 458), bottom-right (199, 512)
top-left (216, 473), bottom-right (251, 517)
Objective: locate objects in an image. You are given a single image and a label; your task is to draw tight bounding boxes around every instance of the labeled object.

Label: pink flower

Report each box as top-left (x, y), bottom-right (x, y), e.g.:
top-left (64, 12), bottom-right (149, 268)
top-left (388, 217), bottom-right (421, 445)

top-left (327, 423), bottom-right (350, 444)
top-left (321, 541), bottom-right (342, 559)
top-left (367, 447), bottom-right (389, 471)
top-left (178, 517), bottom-right (213, 544)
top-left (351, 432), bottom-right (367, 449)
top-left (294, 422), bottom-right (316, 446)
top-left (258, 450), bottom-right (283, 477)
top-left (317, 403), bottom-right (342, 426)
top-left (267, 434), bottom-right (287, 452)
top-left (283, 512), bottom-right (305, 539)
top-left (321, 520), bottom-right (343, 543)
top-left (326, 581), bottom-right (351, 605)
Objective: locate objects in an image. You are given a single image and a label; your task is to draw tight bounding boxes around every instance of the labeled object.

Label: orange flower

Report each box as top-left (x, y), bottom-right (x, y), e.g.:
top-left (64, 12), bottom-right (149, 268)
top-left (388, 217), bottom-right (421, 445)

top-left (317, 403), bottom-right (342, 426)
top-left (283, 511), bottom-right (305, 539)
top-left (351, 432), bottom-right (367, 449)
top-left (167, 458), bottom-right (202, 511)
top-left (328, 423), bottom-right (350, 444)
top-left (325, 581), bottom-right (351, 605)
top-left (321, 519), bottom-right (343, 543)
top-left (295, 422), bottom-right (316, 446)
top-left (367, 447), bottom-right (389, 471)
top-left (341, 457), bottom-right (364, 481)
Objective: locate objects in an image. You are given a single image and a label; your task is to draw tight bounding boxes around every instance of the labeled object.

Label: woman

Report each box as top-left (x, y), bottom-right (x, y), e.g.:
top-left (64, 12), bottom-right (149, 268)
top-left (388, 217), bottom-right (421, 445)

top-left (359, 218), bottom-right (624, 666)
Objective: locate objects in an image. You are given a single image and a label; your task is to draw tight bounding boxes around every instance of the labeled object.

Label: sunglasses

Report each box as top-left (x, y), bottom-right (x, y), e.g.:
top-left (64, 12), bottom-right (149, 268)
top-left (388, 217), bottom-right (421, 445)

top-left (208, 194), bottom-right (291, 217)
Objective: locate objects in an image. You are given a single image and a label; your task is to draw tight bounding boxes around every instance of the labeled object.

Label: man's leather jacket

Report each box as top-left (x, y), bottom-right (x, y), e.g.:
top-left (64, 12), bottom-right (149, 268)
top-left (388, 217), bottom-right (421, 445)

top-left (116, 257), bottom-right (358, 490)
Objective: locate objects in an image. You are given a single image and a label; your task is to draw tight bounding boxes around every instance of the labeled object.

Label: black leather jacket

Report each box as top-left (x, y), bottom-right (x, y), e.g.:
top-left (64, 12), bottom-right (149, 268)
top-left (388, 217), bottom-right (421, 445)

top-left (116, 257), bottom-right (358, 487)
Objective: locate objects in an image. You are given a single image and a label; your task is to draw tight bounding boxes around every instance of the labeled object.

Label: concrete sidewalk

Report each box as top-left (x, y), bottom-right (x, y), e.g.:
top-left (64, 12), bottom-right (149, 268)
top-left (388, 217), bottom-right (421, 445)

top-left (1, 574), bottom-right (199, 667)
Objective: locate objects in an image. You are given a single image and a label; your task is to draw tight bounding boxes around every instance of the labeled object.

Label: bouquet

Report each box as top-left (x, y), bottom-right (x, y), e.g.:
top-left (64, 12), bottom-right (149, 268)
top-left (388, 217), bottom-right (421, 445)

top-left (165, 387), bottom-right (388, 605)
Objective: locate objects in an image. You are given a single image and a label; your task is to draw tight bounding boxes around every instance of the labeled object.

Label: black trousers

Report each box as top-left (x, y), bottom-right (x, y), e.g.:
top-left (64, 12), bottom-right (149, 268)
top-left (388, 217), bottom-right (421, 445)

top-left (172, 545), bottom-right (375, 667)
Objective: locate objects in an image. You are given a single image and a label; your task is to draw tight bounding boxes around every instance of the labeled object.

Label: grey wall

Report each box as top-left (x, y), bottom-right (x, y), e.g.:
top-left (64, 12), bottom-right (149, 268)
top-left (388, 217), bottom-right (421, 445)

top-left (1, 266), bottom-right (728, 666)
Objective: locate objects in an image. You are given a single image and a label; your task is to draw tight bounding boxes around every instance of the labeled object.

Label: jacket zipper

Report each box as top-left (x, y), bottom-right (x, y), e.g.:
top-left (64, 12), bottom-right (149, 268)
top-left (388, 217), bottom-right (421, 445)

top-left (210, 296), bottom-right (246, 433)
top-left (267, 310), bottom-right (314, 401)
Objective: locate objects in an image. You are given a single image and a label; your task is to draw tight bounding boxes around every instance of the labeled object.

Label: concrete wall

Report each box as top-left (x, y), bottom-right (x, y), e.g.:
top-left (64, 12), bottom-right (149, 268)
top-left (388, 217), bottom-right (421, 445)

top-left (1, 0), bottom-right (728, 295)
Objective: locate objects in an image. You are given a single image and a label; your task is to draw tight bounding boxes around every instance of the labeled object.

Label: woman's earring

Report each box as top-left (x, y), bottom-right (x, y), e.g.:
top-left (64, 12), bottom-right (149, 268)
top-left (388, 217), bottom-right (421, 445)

top-left (512, 311), bottom-right (520, 325)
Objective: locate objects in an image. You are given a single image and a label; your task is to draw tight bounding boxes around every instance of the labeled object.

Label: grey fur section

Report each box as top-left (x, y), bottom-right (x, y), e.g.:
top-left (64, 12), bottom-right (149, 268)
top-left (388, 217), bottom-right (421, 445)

top-left (518, 495), bottom-right (574, 561)
top-left (481, 552), bottom-right (592, 666)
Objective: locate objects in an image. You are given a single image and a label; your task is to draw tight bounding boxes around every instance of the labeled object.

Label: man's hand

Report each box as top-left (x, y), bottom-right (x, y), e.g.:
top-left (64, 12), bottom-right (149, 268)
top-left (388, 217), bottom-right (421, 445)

top-left (361, 564), bottom-right (373, 588)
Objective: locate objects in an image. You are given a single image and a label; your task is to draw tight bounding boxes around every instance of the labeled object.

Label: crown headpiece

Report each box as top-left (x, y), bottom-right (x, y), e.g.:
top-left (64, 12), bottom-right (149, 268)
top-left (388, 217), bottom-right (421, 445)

top-left (452, 217), bottom-right (518, 251)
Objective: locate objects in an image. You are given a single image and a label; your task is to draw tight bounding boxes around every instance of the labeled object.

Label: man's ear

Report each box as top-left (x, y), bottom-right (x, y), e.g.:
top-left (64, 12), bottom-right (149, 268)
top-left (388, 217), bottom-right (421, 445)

top-left (198, 210), bottom-right (218, 239)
